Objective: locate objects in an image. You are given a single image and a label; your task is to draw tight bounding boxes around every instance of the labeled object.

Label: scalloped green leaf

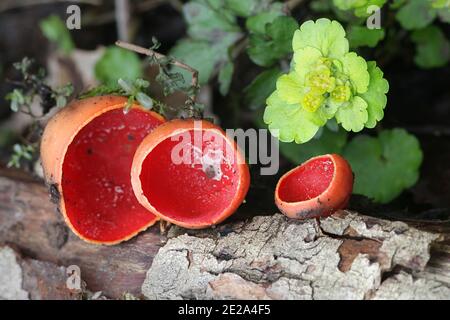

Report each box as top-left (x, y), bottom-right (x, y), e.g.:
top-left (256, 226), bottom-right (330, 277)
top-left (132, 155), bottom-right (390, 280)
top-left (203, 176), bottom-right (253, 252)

top-left (343, 129), bottom-right (423, 203)
top-left (245, 3), bottom-right (284, 34)
top-left (263, 91), bottom-right (321, 143)
top-left (347, 26), bottom-right (385, 48)
top-left (341, 52), bottom-right (370, 93)
top-left (396, 0), bottom-right (437, 30)
top-left (411, 26), bottom-right (450, 69)
top-left (183, 0), bottom-right (239, 40)
top-left (335, 96), bottom-right (368, 132)
top-left (292, 18), bottom-right (349, 59)
top-left (247, 16), bottom-right (299, 67)
top-left (276, 73), bottom-right (303, 104)
top-left (360, 61), bottom-right (389, 128)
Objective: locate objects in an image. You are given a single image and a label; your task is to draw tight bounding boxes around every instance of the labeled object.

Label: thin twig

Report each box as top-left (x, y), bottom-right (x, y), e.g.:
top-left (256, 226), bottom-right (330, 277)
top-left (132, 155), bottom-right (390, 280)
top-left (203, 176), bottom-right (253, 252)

top-left (115, 0), bottom-right (131, 42)
top-left (115, 40), bottom-right (199, 101)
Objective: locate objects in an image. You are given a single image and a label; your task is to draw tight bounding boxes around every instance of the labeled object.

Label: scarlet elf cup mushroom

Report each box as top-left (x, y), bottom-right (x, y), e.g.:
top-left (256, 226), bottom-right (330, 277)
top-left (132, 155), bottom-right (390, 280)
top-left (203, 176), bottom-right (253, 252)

top-left (131, 119), bottom-right (250, 229)
top-left (275, 154), bottom-right (353, 219)
top-left (40, 96), bottom-right (165, 244)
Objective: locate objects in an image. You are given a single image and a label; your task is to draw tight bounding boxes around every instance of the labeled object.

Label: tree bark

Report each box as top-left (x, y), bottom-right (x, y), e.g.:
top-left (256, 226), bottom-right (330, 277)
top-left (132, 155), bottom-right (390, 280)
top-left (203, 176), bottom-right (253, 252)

top-left (0, 172), bottom-right (449, 300)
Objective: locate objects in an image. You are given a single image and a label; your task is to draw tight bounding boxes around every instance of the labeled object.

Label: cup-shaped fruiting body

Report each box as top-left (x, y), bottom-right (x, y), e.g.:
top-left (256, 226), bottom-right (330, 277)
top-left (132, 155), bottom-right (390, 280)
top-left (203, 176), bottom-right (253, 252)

top-left (131, 119), bottom-right (250, 229)
top-left (41, 95), bottom-right (165, 244)
top-left (275, 154), bottom-right (353, 219)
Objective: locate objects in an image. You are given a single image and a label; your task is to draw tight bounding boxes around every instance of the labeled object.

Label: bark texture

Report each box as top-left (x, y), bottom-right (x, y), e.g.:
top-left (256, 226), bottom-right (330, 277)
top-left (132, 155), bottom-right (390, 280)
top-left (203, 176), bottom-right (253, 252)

top-left (1, 173), bottom-right (449, 300)
top-left (0, 174), bottom-right (163, 299)
top-left (142, 212), bottom-right (450, 300)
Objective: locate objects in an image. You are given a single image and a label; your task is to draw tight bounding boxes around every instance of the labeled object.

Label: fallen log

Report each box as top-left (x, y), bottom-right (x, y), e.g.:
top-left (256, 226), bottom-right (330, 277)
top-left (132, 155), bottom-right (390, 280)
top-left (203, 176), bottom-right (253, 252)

top-left (0, 173), bottom-right (449, 300)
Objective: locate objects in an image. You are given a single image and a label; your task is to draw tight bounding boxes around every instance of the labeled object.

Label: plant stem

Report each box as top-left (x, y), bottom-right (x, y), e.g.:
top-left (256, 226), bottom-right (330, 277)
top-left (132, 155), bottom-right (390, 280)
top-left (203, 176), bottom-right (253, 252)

top-left (115, 40), bottom-right (199, 102)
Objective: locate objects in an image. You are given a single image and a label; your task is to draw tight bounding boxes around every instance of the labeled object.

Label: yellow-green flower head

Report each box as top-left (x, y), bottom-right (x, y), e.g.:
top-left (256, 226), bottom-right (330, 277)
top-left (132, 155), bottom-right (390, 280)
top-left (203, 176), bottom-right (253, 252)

top-left (264, 19), bottom-right (389, 143)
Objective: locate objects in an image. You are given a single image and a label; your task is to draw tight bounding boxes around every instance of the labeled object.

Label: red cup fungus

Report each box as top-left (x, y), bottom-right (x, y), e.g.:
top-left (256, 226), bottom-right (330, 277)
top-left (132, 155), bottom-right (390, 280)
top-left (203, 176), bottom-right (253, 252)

top-left (131, 119), bottom-right (250, 229)
top-left (275, 154), bottom-right (353, 219)
top-left (41, 95), bottom-right (165, 244)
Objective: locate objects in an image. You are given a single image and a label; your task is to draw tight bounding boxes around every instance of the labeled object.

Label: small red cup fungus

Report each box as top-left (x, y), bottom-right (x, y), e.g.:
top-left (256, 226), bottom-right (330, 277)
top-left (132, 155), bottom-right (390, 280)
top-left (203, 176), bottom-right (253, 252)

top-left (41, 95), bottom-right (165, 244)
top-left (275, 154), bottom-right (353, 219)
top-left (131, 119), bottom-right (250, 229)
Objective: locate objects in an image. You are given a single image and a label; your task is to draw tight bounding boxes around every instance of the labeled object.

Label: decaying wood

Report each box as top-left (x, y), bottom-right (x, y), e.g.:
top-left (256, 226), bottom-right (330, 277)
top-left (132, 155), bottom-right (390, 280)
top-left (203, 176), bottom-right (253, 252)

top-left (0, 174), bottom-right (164, 299)
top-left (0, 245), bottom-right (82, 300)
top-left (1, 173), bottom-right (450, 300)
top-left (143, 212), bottom-right (450, 300)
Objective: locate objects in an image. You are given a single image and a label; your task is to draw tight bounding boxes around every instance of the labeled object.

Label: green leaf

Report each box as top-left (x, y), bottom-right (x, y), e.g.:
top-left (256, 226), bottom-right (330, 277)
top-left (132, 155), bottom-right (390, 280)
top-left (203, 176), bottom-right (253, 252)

top-left (5, 89), bottom-right (25, 112)
top-left (40, 15), bottom-right (74, 55)
top-left (170, 39), bottom-right (225, 85)
top-left (136, 92), bottom-right (153, 109)
top-left (396, 0), bottom-right (437, 30)
top-left (247, 35), bottom-right (276, 67)
top-left (360, 61), bottom-right (389, 128)
top-left (218, 60), bottom-right (234, 95)
top-left (224, 0), bottom-right (258, 17)
top-left (335, 96), bottom-right (368, 132)
top-left (280, 126), bottom-right (348, 164)
top-left (333, 0), bottom-right (388, 18)
top-left (341, 52), bottom-right (370, 93)
top-left (247, 16), bottom-right (299, 67)
top-left (292, 18), bottom-right (349, 59)
top-left (264, 91), bottom-right (321, 144)
top-left (95, 47), bottom-right (142, 85)
top-left (343, 129), bottom-right (423, 203)
top-left (183, 0), bottom-right (239, 40)
top-left (347, 26), bottom-right (385, 48)
top-left (245, 3), bottom-right (284, 34)
top-left (173, 0), bottom-right (241, 85)
top-left (244, 67), bottom-right (282, 110)
top-left (268, 16), bottom-right (300, 54)
top-left (411, 26), bottom-right (450, 69)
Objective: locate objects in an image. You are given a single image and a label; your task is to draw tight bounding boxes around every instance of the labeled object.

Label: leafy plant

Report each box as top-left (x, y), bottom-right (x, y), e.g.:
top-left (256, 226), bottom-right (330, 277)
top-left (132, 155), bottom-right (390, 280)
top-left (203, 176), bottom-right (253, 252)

top-left (393, 0), bottom-right (450, 69)
top-left (4, 57), bottom-right (73, 168)
top-left (5, 57), bottom-right (73, 116)
top-left (411, 26), bottom-right (450, 68)
top-left (40, 15), bottom-right (74, 55)
top-left (396, 0), bottom-right (450, 30)
top-left (333, 0), bottom-right (387, 18)
top-left (264, 19), bottom-right (389, 143)
top-left (343, 129), bottom-right (423, 203)
top-left (95, 47), bottom-right (142, 85)
top-left (117, 78), bottom-right (153, 113)
top-left (247, 16), bottom-right (299, 67)
top-left (169, 0), bottom-right (294, 95)
top-left (347, 26), bottom-right (385, 48)
top-left (8, 144), bottom-right (36, 169)
top-left (168, 0), bottom-right (429, 203)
